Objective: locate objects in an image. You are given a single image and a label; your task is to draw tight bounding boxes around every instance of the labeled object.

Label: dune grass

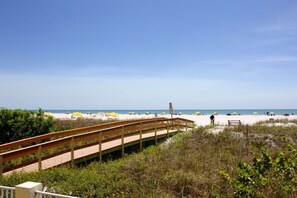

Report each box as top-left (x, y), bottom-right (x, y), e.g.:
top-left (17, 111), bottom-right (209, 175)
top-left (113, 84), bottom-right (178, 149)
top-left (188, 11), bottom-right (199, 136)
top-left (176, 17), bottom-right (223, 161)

top-left (53, 118), bottom-right (112, 131)
top-left (1, 122), bottom-right (297, 197)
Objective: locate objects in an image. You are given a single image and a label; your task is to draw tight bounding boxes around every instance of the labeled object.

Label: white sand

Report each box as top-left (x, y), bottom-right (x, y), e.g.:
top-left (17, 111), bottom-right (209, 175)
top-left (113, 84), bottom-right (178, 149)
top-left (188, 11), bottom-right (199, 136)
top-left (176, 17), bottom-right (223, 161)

top-left (52, 113), bottom-right (297, 127)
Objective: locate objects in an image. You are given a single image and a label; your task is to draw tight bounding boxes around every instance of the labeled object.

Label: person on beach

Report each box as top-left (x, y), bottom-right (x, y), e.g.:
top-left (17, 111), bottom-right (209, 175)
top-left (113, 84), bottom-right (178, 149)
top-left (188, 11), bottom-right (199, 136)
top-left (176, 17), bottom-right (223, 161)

top-left (210, 114), bottom-right (215, 125)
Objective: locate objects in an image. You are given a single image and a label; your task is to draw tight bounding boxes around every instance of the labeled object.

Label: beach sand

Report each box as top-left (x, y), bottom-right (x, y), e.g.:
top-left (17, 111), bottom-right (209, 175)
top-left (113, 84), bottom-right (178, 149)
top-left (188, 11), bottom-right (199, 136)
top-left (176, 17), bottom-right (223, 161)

top-left (52, 113), bottom-right (297, 127)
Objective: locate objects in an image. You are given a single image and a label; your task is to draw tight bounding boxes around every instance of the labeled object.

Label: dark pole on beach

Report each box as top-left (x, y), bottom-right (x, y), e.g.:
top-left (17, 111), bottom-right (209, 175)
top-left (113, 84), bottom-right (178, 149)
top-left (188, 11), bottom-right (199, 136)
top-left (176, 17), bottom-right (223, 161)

top-left (169, 102), bottom-right (174, 130)
top-left (169, 102), bottom-right (173, 119)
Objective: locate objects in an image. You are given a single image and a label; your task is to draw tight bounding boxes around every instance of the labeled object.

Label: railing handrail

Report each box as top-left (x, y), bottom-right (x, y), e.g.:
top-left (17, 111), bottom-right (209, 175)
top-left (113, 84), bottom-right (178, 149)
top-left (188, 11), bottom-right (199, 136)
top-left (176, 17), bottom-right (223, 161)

top-left (0, 185), bottom-right (15, 190)
top-left (0, 121), bottom-right (163, 161)
top-left (0, 118), bottom-right (168, 152)
top-left (171, 117), bottom-right (195, 122)
top-left (0, 118), bottom-right (194, 174)
top-left (0, 118), bottom-right (176, 162)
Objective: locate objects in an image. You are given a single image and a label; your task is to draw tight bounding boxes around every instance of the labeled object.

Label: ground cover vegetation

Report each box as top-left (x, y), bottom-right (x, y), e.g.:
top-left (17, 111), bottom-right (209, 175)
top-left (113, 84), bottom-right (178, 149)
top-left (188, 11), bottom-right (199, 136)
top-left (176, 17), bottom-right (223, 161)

top-left (1, 120), bottom-right (297, 197)
top-left (53, 118), bottom-right (110, 131)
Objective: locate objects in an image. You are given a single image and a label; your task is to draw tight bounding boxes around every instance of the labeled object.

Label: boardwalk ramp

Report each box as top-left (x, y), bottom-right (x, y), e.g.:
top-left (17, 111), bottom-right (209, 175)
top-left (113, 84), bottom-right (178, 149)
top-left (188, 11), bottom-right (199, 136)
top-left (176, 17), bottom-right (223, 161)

top-left (0, 118), bottom-right (194, 175)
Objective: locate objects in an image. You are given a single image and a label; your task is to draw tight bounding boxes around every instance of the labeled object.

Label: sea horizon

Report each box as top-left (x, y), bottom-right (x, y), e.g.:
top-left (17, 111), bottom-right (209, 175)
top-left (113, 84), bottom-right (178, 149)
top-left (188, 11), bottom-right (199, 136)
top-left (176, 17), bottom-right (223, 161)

top-left (41, 109), bottom-right (297, 115)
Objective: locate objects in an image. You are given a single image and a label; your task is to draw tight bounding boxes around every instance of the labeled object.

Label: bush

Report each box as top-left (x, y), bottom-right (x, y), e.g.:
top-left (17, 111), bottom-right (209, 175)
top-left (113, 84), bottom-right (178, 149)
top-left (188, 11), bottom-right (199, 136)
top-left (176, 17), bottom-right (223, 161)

top-left (220, 144), bottom-right (297, 197)
top-left (0, 108), bottom-right (54, 144)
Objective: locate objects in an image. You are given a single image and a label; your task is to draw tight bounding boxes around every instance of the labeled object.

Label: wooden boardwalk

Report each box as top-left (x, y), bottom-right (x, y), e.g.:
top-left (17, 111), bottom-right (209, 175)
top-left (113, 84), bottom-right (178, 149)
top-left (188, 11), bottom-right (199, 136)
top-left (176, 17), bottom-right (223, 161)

top-left (0, 118), bottom-right (194, 176)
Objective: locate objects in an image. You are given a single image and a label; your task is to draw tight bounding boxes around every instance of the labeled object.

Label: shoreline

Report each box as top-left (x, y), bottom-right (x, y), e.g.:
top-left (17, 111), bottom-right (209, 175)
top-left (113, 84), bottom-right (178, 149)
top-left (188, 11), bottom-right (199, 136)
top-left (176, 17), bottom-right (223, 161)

top-left (44, 109), bottom-right (297, 115)
top-left (51, 113), bottom-right (297, 127)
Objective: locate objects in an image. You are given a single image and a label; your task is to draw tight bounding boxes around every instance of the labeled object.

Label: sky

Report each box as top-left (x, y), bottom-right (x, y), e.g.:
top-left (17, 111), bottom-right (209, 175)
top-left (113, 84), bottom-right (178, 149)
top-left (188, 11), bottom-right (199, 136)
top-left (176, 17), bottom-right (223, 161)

top-left (0, 0), bottom-right (297, 110)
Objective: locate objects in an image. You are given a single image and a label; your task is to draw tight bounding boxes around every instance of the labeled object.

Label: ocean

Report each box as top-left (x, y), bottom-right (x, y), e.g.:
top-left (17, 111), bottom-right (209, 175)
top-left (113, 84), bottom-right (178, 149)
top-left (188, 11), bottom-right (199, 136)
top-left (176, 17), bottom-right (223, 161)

top-left (43, 109), bottom-right (297, 115)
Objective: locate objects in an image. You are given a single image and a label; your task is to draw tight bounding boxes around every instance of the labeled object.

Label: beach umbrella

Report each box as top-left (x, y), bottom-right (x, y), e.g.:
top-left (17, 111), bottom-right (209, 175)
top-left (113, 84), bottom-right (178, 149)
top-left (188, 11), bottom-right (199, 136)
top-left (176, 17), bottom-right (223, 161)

top-left (106, 112), bottom-right (119, 118)
top-left (232, 112), bottom-right (238, 115)
top-left (44, 112), bottom-right (53, 117)
top-left (253, 112), bottom-right (258, 115)
top-left (72, 112), bottom-right (83, 117)
top-left (195, 112), bottom-right (201, 115)
top-left (213, 112), bottom-right (218, 115)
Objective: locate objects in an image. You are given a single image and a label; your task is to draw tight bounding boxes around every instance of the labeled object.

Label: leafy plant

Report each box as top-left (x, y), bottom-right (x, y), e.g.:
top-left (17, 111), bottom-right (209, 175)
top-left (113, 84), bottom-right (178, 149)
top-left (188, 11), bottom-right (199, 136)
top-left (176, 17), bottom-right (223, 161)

top-left (0, 108), bottom-right (54, 144)
top-left (220, 144), bottom-right (297, 197)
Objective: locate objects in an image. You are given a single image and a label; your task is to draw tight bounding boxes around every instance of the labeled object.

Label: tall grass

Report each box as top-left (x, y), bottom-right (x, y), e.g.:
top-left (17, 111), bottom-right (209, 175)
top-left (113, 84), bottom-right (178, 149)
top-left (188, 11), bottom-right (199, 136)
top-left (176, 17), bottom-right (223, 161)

top-left (1, 123), bottom-right (297, 197)
top-left (53, 118), bottom-right (112, 131)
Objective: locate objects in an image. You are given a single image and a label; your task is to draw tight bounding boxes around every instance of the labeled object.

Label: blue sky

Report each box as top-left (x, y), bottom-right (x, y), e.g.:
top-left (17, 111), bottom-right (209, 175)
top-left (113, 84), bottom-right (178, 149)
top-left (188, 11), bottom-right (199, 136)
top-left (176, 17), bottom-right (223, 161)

top-left (1, 0), bottom-right (297, 109)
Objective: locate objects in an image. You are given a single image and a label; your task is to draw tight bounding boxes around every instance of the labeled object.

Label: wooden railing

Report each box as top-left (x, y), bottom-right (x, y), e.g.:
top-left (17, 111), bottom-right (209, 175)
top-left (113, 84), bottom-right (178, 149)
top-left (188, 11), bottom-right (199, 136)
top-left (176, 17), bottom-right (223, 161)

top-left (0, 118), bottom-right (168, 152)
top-left (0, 118), bottom-right (194, 175)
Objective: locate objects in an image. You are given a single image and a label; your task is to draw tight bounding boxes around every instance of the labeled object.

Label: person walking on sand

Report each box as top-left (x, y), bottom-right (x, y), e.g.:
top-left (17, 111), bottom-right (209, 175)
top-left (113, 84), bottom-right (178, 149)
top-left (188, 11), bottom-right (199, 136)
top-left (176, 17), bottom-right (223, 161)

top-left (210, 114), bottom-right (215, 125)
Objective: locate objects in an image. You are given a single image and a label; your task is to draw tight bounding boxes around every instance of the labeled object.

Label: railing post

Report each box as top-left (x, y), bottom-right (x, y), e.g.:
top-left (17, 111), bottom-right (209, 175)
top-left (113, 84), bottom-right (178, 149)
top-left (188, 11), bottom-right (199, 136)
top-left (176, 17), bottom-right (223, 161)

top-left (140, 122), bottom-right (143, 151)
top-left (186, 121), bottom-right (188, 131)
top-left (177, 119), bottom-right (180, 132)
top-left (50, 138), bottom-right (54, 155)
top-left (71, 137), bottom-right (75, 167)
top-left (99, 131), bottom-right (102, 162)
top-left (154, 121), bottom-right (157, 144)
top-left (18, 145), bottom-right (22, 165)
top-left (38, 146), bottom-right (42, 171)
top-left (15, 182), bottom-right (43, 198)
top-left (121, 126), bottom-right (125, 157)
top-left (167, 120), bottom-right (169, 138)
top-left (0, 155), bottom-right (3, 176)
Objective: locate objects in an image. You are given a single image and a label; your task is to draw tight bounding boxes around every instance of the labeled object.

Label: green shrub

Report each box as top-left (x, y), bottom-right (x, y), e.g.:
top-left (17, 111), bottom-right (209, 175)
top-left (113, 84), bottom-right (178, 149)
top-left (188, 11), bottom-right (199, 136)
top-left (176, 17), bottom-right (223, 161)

top-left (0, 108), bottom-right (54, 144)
top-left (220, 144), bottom-right (297, 197)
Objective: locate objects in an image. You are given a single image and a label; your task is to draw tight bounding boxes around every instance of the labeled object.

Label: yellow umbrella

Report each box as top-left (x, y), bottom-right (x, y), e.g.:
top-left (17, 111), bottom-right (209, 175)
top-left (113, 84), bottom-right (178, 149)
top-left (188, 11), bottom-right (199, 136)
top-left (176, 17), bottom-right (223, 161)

top-left (106, 112), bottom-right (119, 118)
top-left (72, 112), bottom-right (83, 117)
top-left (44, 112), bottom-right (53, 117)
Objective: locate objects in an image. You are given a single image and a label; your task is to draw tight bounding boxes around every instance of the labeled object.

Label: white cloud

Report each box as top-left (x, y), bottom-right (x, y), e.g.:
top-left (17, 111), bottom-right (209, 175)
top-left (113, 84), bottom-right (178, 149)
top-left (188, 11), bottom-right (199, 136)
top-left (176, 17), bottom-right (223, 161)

top-left (255, 24), bottom-right (296, 34)
top-left (255, 24), bottom-right (284, 32)
top-left (253, 21), bottom-right (297, 46)
top-left (248, 56), bottom-right (297, 63)
top-left (1, 53), bottom-right (297, 109)
top-left (198, 55), bottom-right (297, 65)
